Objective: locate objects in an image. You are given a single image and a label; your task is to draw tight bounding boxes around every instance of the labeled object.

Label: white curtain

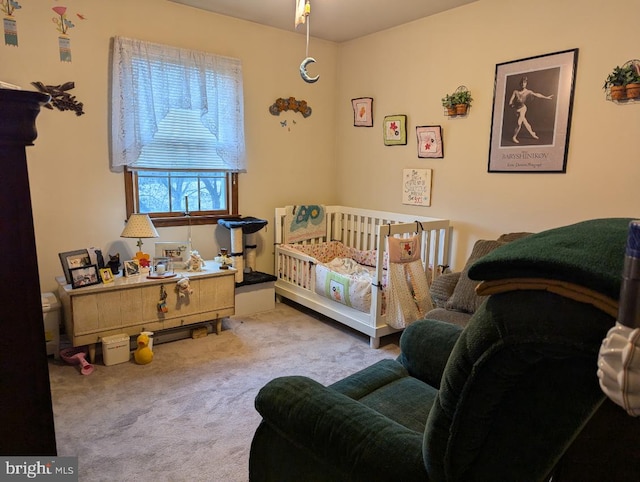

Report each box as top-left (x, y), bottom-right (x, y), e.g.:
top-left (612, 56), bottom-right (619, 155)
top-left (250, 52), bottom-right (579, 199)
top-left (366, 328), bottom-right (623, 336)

top-left (110, 36), bottom-right (246, 172)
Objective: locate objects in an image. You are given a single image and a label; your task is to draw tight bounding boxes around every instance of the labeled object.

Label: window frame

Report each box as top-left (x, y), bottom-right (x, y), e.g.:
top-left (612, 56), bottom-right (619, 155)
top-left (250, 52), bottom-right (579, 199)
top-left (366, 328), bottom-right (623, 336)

top-left (124, 169), bottom-right (239, 227)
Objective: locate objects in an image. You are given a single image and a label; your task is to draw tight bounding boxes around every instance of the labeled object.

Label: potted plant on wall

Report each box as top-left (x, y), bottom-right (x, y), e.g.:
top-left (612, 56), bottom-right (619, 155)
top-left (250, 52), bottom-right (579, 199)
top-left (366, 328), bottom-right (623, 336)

top-left (626, 62), bottom-right (640, 100)
top-left (452, 89), bottom-right (473, 115)
top-left (603, 65), bottom-right (633, 100)
top-left (441, 94), bottom-right (457, 116)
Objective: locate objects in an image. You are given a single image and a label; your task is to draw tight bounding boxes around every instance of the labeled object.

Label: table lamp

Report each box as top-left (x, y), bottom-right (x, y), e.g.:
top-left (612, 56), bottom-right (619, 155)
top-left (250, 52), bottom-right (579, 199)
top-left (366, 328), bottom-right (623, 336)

top-left (120, 213), bottom-right (159, 267)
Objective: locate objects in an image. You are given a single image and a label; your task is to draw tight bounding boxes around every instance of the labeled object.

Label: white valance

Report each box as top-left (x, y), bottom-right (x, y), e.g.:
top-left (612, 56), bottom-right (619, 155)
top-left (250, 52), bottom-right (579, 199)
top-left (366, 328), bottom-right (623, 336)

top-left (110, 36), bottom-right (246, 172)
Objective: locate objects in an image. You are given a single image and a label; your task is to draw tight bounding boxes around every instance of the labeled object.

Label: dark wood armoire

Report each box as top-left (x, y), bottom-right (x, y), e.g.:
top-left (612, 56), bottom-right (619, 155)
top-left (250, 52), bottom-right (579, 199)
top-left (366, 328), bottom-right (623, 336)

top-left (0, 89), bottom-right (57, 455)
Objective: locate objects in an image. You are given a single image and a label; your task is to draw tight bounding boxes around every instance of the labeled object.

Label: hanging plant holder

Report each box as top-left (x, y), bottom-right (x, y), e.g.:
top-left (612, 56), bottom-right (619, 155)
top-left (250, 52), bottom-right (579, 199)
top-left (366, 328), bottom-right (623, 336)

top-left (604, 59), bottom-right (640, 103)
top-left (442, 85), bottom-right (472, 117)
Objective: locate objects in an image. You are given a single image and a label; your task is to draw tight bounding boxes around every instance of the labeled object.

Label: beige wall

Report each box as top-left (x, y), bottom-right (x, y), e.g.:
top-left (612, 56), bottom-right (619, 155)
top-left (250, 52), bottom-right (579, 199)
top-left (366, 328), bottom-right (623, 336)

top-left (2, 0), bottom-right (639, 292)
top-left (336, 0), bottom-right (640, 268)
top-left (1, 0), bottom-right (338, 291)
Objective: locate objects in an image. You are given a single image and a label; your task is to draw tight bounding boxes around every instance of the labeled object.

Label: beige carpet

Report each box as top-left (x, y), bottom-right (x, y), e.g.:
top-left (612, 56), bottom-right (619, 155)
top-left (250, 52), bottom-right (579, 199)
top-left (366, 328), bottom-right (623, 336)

top-left (48, 301), bottom-right (401, 481)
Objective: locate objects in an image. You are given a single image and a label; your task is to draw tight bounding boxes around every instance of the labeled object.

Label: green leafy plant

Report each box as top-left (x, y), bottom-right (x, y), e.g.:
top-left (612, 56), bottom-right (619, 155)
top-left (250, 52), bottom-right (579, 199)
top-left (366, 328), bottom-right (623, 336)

top-left (628, 63), bottom-right (640, 85)
top-left (603, 65), bottom-right (635, 89)
top-left (441, 94), bottom-right (456, 109)
top-left (452, 90), bottom-right (473, 106)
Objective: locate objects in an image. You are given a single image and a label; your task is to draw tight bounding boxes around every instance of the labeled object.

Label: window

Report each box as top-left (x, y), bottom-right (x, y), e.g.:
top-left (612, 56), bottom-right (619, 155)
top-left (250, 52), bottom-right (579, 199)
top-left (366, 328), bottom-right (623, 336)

top-left (111, 36), bottom-right (246, 226)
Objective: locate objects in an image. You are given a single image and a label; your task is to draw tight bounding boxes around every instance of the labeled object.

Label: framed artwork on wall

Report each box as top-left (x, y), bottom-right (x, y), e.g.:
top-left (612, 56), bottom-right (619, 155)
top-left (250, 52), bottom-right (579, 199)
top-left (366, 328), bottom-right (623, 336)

top-left (383, 114), bottom-right (407, 146)
top-left (402, 168), bottom-right (432, 207)
top-left (488, 48), bottom-right (578, 173)
top-left (416, 125), bottom-right (443, 158)
top-left (351, 97), bottom-right (373, 127)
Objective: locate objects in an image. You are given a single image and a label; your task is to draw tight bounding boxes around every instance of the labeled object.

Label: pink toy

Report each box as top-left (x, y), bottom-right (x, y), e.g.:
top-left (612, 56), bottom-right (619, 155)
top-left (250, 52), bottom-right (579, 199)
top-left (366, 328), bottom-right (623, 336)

top-left (60, 346), bottom-right (94, 376)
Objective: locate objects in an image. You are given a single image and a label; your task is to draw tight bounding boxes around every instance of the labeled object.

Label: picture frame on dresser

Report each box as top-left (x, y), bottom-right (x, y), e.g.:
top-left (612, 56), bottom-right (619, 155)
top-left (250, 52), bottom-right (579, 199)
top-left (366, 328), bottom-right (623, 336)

top-left (70, 264), bottom-right (101, 289)
top-left (59, 249), bottom-right (91, 284)
top-left (123, 259), bottom-right (140, 277)
top-left (99, 267), bottom-right (114, 284)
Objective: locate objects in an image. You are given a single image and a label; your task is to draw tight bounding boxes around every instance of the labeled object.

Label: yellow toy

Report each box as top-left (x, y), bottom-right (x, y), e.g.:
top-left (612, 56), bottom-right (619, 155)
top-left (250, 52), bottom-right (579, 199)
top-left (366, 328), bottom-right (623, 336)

top-left (134, 333), bottom-right (153, 365)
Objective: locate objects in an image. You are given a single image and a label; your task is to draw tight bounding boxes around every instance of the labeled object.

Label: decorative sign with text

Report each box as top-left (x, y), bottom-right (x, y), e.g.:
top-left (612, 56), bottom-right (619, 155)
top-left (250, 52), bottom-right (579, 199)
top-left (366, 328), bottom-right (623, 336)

top-left (402, 168), bottom-right (432, 206)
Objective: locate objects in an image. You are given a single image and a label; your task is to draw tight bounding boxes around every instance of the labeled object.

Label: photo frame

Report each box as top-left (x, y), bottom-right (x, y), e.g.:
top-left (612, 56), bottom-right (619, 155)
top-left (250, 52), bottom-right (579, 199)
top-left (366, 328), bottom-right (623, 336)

top-left (155, 242), bottom-right (189, 269)
top-left (383, 114), bottom-right (407, 146)
top-left (416, 125), bottom-right (443, 158)
top-left (69, 264), bottom-right (100, 289)
top-left (123, 260), bottom-right (140, 277)
top-left (402, 168), bottom-right (432, 206)
top-left (59, 249), bottom-right (91, 284)
top-left (488, 48), bottom-right (578, 173)
top-left (99, 268), bottom-right (114, 284)
top-left (351, 97), bottom-right (373, 127)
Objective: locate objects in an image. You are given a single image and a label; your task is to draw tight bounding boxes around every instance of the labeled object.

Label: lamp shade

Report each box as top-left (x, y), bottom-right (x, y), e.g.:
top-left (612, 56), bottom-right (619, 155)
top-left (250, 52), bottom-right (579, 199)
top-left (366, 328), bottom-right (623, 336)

top-left (120, 213), bottom-right (159, 239)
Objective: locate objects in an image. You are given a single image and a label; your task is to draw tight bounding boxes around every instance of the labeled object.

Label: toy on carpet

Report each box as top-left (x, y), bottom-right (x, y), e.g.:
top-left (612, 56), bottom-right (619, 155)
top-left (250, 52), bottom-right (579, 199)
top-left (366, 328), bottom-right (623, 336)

top-left (186, 250), bottom-right (205, 272)
top-left (60, 346), bottom-right (94, 375)
top-left (176, 277), bottom-right (193, 298)
top-left (134, 333), bottom-right (153, 365)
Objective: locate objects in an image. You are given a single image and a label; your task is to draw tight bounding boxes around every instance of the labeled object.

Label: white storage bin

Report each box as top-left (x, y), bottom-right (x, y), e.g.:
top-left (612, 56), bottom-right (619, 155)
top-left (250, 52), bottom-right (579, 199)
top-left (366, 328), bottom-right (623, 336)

top-left (41, 292), bottom-right (60, 359)
top-left (101, 334), bottom-right (131, 366)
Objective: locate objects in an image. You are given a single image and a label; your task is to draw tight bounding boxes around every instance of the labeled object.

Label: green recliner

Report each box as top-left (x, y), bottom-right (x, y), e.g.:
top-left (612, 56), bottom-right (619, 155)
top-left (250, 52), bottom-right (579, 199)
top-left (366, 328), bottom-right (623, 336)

top-left (250, 218), bottom-right (639, 482)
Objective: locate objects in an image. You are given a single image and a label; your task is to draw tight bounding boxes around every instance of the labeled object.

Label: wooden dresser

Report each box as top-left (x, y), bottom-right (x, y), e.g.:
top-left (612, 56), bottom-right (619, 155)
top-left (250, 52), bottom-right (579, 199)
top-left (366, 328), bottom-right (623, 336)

top-left (57, 261), bottom-right (235, 362)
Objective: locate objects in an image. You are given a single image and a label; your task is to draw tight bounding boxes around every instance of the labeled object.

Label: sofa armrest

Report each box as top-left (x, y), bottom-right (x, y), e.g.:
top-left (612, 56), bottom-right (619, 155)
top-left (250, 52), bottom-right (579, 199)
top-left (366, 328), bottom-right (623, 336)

top-left (430, 272), bottom-right (461, 308)
top-left (397, 318), bottom-right (463, 389)
top-left (254, 376), bottom-right (426, 481)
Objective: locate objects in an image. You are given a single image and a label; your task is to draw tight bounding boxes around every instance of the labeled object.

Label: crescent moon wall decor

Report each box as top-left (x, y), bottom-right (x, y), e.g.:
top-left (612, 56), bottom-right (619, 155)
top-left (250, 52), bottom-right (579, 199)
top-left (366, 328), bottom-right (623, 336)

top-left (300, 57), bottom-right (319, 84)
top-left (297, 0), bottom-right (319, 83)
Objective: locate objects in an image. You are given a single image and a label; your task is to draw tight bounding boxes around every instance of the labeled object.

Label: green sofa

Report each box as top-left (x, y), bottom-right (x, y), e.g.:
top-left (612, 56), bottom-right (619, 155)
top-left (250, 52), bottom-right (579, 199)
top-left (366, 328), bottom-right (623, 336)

top-left (250, 218), bottom-right (639, 481)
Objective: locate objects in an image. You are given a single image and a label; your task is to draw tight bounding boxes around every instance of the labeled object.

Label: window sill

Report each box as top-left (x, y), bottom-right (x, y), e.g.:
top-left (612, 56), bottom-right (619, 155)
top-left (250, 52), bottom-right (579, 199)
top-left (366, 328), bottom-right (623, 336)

top-left (149, 214), bottom-right (241, 228)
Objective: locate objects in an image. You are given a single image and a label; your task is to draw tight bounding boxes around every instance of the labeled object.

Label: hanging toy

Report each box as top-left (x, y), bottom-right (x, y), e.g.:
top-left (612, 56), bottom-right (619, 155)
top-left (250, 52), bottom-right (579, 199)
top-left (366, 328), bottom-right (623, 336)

top-left (157, 285), bottom-right (168, 313)
top-left (176, 277), bottom-right (193, 298)
top-left (297, 0), bottom-right (319, 84)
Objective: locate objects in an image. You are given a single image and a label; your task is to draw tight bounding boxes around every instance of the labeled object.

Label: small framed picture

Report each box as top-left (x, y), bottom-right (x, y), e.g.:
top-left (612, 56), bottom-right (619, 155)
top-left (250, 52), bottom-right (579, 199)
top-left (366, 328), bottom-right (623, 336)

top-left (59, 249), bottom-right (91, 284)
top-left (99, 268), bottom-right (115, 284)
top-left (123, 259), bottom-right (140, 277)
top-left (69, 264), bottom-right (101, 289)
top-left (383, 114), bottom-right (407, 146)
top-left (351, 97), bottom-right (373, 127)
top-left (416, 125), bottom-right (444, 158)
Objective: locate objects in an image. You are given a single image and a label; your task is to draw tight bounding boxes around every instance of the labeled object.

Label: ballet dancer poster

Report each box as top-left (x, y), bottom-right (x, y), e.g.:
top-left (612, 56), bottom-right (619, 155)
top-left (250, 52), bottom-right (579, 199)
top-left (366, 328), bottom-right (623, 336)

top-left (488, 49), bottom-right (578, 173)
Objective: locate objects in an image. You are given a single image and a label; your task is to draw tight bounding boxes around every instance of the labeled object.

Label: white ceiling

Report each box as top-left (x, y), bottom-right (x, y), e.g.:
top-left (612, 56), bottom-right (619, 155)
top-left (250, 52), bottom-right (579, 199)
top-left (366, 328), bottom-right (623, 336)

top-left (168, 0), bottom-right (478, 43)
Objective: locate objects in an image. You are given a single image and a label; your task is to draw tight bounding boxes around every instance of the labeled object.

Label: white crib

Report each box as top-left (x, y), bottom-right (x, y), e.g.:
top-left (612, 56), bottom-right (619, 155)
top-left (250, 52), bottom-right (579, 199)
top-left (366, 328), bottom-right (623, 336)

top-left (274, 206), bottom-right (451, 347)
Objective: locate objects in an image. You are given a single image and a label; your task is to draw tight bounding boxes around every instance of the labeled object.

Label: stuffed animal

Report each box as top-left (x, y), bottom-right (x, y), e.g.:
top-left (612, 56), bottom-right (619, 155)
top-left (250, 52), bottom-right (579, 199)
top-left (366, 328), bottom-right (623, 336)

top-left (134, 333), bottom-right (153, 365)
top-left (176, 277), bottom-right (193, 298)
top-left (186, 250), bottom-right (205, 272)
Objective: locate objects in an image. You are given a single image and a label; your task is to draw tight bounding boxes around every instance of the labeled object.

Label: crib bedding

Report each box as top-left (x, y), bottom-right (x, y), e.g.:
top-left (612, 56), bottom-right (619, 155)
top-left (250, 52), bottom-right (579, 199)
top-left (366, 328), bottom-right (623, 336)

top-left (279, 242), bottom-right (385, 313)
top-left (275, 206), bottom-right (451, 348)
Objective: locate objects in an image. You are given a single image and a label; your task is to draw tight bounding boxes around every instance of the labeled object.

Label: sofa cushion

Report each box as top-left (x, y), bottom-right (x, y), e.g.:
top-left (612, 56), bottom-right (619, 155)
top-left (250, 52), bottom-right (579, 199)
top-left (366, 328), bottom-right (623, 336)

top-left (445, 239), bottom-right (503, 313)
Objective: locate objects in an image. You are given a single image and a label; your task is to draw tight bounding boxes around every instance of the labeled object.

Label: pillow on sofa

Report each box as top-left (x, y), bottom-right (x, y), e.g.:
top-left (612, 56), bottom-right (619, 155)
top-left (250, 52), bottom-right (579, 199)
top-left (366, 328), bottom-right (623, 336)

top-left (445, 239), bottom-right (503, 314)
